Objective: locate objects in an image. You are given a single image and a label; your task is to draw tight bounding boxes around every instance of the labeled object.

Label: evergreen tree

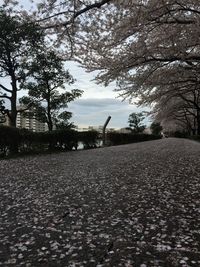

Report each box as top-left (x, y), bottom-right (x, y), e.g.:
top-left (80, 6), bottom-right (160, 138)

top-left (128, 112), bottom-right (146, 134)
top-left (20, 49), bottom-right (82, 131)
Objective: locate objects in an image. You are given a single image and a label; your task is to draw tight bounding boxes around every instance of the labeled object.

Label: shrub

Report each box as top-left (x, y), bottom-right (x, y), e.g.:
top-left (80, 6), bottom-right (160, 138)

top-left (188, 135), bottom-right (200, 142)
top-left (107, 132), bottom-right (161, 146)
top-left (0, 126), bottom-right (20, 156)
top-left (171, 131), bottom-right (188, 138)
top-left (54, 129), bottom-right (78, 150)
top-left (28, 130), bottom-right (78, 151)
top-left (78, 130), bottom-right (99, 149)
top-left (150, 122), bottom-right (163, 136)
top-left (0, 126), bottom-right (81, 158)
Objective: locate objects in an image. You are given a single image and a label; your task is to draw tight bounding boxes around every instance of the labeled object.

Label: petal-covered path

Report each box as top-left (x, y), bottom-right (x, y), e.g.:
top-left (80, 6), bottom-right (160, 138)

top-left (0, 138), bottom-right (200, 267)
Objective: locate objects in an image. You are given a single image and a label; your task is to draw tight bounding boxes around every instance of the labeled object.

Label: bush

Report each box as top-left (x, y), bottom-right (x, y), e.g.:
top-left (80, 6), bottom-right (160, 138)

top-left (188, 135), bottom-right (200, 142)
top-left (107, 132), bottom-right (161, 146)
top-left (25, 130), bottom-right (79, 151)
top-left (0, 126), bottom-right (81, 158)
top-left (171, 131), bottom-right (188, 138)
top-left (0, 125), bottom-right (162, 158)
top-left (78, 130), bottom-right (99, 149)
top-left (54, 129), bottom-right (78, 150)
top-left (0, 126), bottom-right (20, 156)
top-left (150, 122), bottom-right (163, 136)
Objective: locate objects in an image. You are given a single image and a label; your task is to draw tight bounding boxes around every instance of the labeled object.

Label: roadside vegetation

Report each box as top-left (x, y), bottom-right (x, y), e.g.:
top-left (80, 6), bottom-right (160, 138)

top-left (0, 126), bottom-right (99, 158)
top-left (0, 125), bottom-right (162, 159)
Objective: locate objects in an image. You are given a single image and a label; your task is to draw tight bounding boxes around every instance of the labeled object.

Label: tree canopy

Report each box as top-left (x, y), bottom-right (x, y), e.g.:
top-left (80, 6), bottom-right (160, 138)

top-left (20, 49), bottom-right (82, 131)
top-left (0, 8), bottom-right (43, 127)
top-left (150, 122), bottom-right (163, 136)
top-left (2, 0), bottom-right (200, 134)
top-left (128, 112), bottom-right (146, 134)
top-left (73, 0), bottom-right (200, 133)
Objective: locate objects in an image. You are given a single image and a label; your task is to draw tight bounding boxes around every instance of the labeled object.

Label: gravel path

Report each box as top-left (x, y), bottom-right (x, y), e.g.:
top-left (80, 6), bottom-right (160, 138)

top-left (0, 138), bottom-right (200, 267)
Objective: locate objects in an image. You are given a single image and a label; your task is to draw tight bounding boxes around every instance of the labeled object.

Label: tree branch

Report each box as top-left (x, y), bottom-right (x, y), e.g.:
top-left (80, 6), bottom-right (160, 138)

top-left (0, 94), bottom-right (11, 100)
top-left (40, 0), bottom-right (112, 29)
top-left (0, 83), bottom-right (12, 93)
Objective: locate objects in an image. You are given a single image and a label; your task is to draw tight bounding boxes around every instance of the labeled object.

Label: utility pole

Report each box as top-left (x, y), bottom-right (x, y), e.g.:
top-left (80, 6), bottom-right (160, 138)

top-left (102, 116), bottom-right (111, 146)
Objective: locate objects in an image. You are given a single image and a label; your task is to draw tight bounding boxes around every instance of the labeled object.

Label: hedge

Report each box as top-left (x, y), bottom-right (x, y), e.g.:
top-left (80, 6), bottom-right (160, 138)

top-left (78, 130), bottom-right (100, 149)
top-left (0, 125), bottom-right (161, 158)
top-left (188, 135), bottom-right (200, 142)
top-left (107, 132), bottom-right (161, 146)
top-left (0, 126), bottom-right (21, 156)
top-left (168, 131), bottom-right (189, 138)
top-left (0, 126), bottom-right (100, 157)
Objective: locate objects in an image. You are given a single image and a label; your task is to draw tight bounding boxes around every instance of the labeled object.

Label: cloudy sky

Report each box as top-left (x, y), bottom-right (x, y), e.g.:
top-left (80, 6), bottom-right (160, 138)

top-left (65, 62), bottom-right (148, 129)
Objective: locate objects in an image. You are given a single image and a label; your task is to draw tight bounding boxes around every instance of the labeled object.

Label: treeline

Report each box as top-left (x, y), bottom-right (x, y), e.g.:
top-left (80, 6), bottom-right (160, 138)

top-left (0, 126), bottom-right (161, 158)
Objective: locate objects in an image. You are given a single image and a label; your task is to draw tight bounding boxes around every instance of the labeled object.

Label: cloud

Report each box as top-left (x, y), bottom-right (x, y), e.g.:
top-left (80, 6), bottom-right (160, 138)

top-left (64, 63), bottom-right (152, 128)
top-left (65, 61), bottom-right (117, 99)
top-left (68, 97), bottom-right (149, 128)
top-left (71, 98), bottom-right (130, 108)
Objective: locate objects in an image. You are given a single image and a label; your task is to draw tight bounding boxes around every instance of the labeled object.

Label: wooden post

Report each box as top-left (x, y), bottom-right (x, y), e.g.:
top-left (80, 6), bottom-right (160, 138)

top-left (103, 116), bottom-right (111, 146)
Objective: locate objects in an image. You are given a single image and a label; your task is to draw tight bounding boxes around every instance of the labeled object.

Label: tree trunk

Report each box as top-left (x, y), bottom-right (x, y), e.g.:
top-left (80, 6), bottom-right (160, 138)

top-left (9, 76), bottom-right (18, 153)
top-left (46, 89), bottom-right (53, 131)
top-left (46, 95), bottom-right (54, 150)
top-left (47, 109), bottom-right (53, 131)
top-left (9, 110), bottom-right (17, 128)
top-left (47, 120), bottom-right (53, 131)
top-left (197, 109), bottom-right (200, 135)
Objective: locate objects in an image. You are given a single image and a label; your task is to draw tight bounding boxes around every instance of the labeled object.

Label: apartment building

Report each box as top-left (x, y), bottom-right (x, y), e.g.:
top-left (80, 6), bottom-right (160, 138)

top-left (1, 107), bottom-right (47, 132)
top-left (77, 125), bottom-right (116, 132)
top-left (16, 111), bottom-right (47, 132)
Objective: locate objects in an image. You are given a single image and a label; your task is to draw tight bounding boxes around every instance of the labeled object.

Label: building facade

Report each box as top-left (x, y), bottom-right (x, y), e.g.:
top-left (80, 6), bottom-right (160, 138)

top-left (16, 111), bottom-right (47, 132)
top-left (1, 107), bottom-right (47, 132)
top-left (77, 125), bottom-right (116, 132)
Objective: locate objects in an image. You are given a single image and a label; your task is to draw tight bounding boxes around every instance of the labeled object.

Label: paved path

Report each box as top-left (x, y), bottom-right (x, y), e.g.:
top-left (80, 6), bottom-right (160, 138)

top-left (0, 138), bottom-right (200, 267)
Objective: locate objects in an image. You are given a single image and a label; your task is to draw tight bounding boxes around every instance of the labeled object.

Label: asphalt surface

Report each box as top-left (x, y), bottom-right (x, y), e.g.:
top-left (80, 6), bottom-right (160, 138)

top-left (0, 138), bottom-right (200, 267)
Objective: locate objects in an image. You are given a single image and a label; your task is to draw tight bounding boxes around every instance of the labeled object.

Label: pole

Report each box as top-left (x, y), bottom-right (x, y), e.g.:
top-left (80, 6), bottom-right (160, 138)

top-left (102, 116), bottom-right (111, 146)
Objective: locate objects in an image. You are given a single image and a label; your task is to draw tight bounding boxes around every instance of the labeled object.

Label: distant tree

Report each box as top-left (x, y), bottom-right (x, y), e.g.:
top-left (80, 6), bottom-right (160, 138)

top-left (128, 112), bottom-right (146, 134)
top-left (55, 111), bottom-right (76, 130)
top-left (152, 95), bottom-right (198, 135)
top-left (20, 49), bottom-right (82, 131)
top-left (0, 9), bottom-right (43, 127)
top-left (150, 122), bottom-right (163, 136)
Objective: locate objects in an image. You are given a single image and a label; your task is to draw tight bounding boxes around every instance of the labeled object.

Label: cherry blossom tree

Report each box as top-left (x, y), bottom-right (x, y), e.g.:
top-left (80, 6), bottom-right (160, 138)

top-left (1, 0), bottom-right (112, 58)
top-left (152, 96), bottom-right (197, 135)
top-left (73, 0), bottom-right (200, 134)
top-left (3, 0), bottom-right (200, 134)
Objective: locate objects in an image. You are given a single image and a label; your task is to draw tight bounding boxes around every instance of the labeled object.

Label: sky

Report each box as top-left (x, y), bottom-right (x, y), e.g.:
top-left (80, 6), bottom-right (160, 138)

top-left (0, 0), bottom-right (151, 129)
top-left (64, 62), bottom-right (148, 129)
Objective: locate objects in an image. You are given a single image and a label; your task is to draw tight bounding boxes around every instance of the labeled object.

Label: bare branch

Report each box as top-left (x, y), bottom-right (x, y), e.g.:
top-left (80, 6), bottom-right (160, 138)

top-left (39, 0), bottom-right (112, 29)
top-left (0, 83), bottom-right (12, 93)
